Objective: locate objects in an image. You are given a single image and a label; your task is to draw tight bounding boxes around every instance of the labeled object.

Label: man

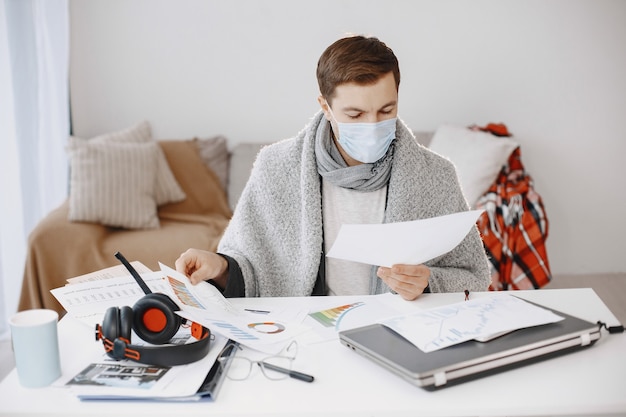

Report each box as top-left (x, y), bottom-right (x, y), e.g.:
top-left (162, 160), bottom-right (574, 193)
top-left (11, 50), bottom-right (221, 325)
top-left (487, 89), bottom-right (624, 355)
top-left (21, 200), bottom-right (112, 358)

top-left (176, 35), bottom-right (490, 301)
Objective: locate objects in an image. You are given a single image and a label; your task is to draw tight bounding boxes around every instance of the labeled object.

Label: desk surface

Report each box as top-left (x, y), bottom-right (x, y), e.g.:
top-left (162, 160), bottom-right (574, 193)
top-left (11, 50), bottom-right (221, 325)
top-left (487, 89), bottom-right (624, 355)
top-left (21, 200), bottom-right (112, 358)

top-left (1, 288), bottom-right (625, 417)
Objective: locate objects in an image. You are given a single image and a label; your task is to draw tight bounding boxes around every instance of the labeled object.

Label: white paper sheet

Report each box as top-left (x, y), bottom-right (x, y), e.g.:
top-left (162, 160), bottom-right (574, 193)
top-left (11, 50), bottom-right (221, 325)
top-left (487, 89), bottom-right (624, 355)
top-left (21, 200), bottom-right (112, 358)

top-left (326, 210), bottom-right (484, 267)
top-left (50, 271), bottom-right (173, 326)
top-left (301, 294), bottom-right (402, 343)
top-left (65, 261), bottom-right (152, 284)
top-left (380, 294), bottom-right (564, 352)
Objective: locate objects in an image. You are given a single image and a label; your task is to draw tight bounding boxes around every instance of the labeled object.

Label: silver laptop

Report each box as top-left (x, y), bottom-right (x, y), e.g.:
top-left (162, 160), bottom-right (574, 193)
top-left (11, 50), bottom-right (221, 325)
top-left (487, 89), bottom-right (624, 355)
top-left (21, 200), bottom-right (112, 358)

top-left (338, 303), bottom-right (601, 389)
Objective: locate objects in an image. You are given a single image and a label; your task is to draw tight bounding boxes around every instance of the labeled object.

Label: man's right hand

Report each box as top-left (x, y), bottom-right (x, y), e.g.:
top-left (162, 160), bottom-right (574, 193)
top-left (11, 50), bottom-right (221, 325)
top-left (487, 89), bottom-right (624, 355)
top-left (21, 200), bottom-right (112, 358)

top-left (175, 248), bottom-right (229, 289)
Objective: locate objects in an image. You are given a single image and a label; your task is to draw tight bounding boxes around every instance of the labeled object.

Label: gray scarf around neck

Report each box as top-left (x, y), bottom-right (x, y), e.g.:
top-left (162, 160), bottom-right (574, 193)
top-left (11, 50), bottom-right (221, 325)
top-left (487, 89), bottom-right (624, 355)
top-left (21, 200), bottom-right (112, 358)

top-left (314, 119), bottom-right (395, 192)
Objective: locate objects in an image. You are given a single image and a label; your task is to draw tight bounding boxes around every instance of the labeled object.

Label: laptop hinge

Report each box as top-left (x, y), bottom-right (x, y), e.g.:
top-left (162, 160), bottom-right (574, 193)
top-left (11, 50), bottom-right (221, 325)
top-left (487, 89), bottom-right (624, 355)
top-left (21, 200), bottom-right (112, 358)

top-left (579, 332), bottom-right (592, 346)
top-left (434, 371), bottom-right (447, 386)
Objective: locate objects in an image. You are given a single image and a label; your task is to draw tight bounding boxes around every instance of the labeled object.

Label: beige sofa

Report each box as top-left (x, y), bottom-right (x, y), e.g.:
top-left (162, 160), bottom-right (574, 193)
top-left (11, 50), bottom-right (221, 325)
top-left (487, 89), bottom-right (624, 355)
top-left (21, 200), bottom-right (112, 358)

top-left (19, 139), bottom-right (234, 316)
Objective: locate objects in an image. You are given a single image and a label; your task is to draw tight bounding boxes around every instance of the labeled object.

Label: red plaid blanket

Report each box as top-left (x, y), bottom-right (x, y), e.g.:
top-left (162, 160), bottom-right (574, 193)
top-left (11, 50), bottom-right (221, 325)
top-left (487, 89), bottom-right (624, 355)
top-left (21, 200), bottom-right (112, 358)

top-left (475, 147), bottom-right (552, 290)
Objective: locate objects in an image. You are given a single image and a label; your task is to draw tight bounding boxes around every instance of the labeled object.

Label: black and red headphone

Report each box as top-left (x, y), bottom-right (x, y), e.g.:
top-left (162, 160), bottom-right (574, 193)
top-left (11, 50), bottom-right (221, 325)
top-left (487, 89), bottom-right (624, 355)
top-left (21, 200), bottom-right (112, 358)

top-left (94, 252), bottom-right (211, 367)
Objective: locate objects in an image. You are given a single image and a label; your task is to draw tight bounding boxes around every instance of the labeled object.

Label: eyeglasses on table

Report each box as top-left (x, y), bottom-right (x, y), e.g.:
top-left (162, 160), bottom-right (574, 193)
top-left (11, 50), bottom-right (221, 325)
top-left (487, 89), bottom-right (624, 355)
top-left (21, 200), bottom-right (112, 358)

top-left (217, 340), bottom-right (314, 382)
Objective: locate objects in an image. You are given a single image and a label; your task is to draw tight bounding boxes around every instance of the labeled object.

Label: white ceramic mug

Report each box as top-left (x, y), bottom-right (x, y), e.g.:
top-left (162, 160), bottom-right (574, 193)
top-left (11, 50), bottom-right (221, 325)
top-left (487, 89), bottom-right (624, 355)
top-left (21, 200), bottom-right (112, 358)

top-left (9, 309), bottom-right (62, 388)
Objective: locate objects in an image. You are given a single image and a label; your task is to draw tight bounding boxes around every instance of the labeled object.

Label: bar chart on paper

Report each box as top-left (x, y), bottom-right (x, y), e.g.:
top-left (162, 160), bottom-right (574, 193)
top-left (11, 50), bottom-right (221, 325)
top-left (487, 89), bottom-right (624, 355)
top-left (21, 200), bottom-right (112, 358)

top-left (309, 302), bottom-right (365, 328)
top-left (167, 276), bottom-right (204, 308)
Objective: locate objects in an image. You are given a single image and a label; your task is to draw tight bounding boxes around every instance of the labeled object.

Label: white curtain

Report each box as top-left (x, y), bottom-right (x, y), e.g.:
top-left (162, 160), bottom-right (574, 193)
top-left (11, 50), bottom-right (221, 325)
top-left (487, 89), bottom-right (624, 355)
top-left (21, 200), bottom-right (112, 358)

top-left (0, 0), bottom-right (69, 339)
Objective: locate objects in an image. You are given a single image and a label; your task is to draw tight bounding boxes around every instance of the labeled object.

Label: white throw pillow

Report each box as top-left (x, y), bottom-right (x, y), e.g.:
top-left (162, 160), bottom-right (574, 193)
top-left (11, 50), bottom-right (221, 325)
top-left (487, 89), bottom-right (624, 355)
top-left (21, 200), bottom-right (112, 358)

top-left (67, 121), bottom-right (186, 229)
top-left (195, 135), bottom-right (229, 192)
top-left (429, 125), bottom-right (519, 208)
top-left (76, 121), bottom-right (186, 206)
top-left (67, 141), bottom-right (162, 229)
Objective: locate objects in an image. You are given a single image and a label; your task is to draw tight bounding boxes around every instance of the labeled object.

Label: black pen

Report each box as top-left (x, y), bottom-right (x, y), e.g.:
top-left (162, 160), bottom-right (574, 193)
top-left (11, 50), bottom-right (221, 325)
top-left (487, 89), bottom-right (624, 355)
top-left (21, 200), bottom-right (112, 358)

top-left (244, 308), bottom-right (271, 314)
top-left (260, 362), bottom-right (315, 383)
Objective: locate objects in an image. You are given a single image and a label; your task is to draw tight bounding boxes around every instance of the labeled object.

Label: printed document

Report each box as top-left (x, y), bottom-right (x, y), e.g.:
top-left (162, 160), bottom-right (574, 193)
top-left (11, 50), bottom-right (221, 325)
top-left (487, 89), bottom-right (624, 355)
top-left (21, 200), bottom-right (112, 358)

top-left (380, 294), bottom-right (564, 352)
top-left (51, 271), bottom-right (172, 326)
top-left (159, 264), bottom-right (310, 354)
top-left (326, 210), bottom-right (484, 267)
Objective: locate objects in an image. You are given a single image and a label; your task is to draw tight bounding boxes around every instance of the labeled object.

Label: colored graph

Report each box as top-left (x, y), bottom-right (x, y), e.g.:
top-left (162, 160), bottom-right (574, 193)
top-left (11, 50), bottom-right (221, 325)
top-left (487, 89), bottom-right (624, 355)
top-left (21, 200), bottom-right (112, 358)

top-left (247, 322), bottom-right (286, 334)
top-left (309, 302), bottom-right (364, 328)
top-left (167, 276), bottom-right (204, 309)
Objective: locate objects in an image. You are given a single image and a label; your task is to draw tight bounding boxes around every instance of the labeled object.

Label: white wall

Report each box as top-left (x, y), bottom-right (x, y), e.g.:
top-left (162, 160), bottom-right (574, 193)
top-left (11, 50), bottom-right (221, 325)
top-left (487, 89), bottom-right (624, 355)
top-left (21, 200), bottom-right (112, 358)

top-left (69, 0), bottom-right (626, 276)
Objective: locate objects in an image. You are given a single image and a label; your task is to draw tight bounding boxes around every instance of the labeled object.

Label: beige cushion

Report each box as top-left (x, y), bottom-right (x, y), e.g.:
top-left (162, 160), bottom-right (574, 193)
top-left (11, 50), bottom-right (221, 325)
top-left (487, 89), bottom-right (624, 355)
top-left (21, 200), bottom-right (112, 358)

top-left (67, 141), bottom-right (161, 229)
top-left (88, 120), bottom-right (152, 143)
top-left (67, 121), bottom-right (185, 229)
top-left (79, 121), bottom-right (186, 205)
top-left (195, 135), bottom-right (229, 192)
top-left (429, 125), bottom-right (519, 208)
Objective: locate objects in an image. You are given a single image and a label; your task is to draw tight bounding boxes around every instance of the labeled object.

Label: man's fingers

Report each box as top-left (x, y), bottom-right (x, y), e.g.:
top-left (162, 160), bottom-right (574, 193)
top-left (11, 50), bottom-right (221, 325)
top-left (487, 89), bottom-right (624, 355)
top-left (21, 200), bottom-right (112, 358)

top-left (377, 265), bottom-right (428, 301)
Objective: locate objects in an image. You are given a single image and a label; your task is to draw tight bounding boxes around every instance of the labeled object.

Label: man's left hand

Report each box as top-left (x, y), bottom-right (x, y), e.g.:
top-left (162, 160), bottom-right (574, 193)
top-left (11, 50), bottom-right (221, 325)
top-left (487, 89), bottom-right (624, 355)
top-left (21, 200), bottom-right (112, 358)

top-left (377, 264), bottom-right (430, 301)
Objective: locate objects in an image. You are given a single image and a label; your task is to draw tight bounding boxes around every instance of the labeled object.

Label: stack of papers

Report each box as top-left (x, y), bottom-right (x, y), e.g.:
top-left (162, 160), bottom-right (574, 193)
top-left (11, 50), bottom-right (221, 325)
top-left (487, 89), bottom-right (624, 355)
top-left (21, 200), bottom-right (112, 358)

top-left (51, 264), bottom-right (310, 355)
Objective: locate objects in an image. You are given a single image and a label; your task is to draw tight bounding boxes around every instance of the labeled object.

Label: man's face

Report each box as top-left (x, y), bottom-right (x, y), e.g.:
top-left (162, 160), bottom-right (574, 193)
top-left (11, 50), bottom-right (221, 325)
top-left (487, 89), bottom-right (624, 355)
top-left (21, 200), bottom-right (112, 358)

top-left (318, 71), bottom-right (398, 166)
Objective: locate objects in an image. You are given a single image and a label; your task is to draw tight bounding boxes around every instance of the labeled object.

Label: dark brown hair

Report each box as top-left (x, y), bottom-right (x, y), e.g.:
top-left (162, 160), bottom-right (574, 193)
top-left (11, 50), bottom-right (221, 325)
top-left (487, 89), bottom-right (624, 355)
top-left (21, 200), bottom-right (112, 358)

top-left (316, 35), bottom-right (400, 103)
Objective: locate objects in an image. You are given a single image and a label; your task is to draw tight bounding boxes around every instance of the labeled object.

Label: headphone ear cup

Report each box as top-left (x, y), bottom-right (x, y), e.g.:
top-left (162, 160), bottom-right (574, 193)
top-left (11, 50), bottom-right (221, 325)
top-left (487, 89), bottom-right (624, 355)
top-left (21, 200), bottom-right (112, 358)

top-left (132, 293), bottom-right (182, 345)
top-left (118, 306), bottom-right (133, 341)
top-left (101, 306), bottom-right (121, 341)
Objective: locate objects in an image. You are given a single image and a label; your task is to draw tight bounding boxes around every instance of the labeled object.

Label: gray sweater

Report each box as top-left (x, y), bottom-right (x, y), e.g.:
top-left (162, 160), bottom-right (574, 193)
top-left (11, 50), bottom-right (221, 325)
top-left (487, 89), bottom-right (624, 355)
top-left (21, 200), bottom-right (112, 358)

top-left (218, 112), bottom-right (491, 297)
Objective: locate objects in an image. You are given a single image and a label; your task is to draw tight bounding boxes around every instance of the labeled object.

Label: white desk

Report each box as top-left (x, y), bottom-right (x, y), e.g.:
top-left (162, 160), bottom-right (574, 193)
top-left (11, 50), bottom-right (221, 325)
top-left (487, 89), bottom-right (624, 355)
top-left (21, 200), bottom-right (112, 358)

top-left (1, 288), bottom-right (625, 417)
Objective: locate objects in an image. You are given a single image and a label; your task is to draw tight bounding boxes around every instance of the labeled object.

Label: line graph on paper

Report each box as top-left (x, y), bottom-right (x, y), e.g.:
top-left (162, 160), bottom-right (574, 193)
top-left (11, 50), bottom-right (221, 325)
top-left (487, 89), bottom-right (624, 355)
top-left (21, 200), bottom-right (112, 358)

top-left (380, 295), bottom-right (564, 352)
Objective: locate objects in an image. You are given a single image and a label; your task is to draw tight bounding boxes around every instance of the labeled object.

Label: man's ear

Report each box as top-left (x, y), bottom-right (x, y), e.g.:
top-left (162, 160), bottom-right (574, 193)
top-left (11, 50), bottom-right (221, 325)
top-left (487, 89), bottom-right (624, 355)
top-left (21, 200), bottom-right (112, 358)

top-left (317, 95), bottom-right (331, 121)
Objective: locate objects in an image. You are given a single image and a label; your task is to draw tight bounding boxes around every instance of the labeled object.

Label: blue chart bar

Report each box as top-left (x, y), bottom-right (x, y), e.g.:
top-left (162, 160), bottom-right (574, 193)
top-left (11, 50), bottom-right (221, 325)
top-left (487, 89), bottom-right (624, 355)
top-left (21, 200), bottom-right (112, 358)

top-left (213, 321), bottom-right (259, 340)
top-left (450, 328), bottom-right (463, 338)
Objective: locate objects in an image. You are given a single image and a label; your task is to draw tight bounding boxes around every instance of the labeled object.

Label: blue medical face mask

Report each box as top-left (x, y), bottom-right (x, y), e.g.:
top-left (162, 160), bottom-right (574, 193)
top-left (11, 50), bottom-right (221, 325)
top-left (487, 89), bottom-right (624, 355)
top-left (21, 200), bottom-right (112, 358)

top-left (327, 106), bottom-right (397, 163)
